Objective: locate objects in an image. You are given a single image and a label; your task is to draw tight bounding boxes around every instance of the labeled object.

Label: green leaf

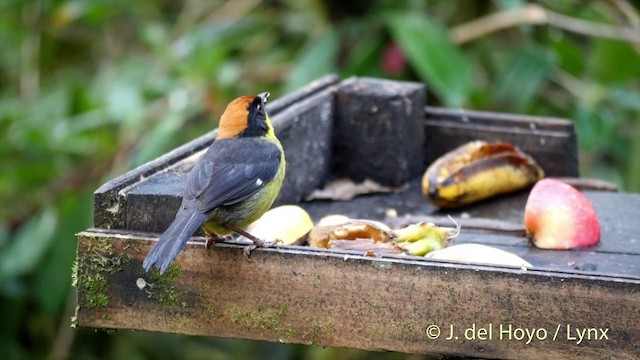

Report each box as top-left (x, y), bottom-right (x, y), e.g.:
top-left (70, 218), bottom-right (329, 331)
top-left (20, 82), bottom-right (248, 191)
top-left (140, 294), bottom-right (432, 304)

top-left (548, 34), bottom-right (584, 76)
top-left (590, 39), bottom-right (640, 84)
top-left (34, 194), bottom-right (92, 315)
top-left (132, 111), bottom-right (187, 167)
top-left (608, 88), bottom-right (640, 112)
top-left (342, 35), bottom-right (384, 77)
top-left (627, 124), bottom-right (640, 192)
top-left (495, 45), bottom-right (555, 111)
top-left (0, 226), bottom-right (7, 248)
top-left (284, 30), bottom-right (339, 93)
top-left (494, 0), bottom-right (526, 10)
top-left (0, 208), bottom-right (57, 287)
top-left (92, 59), bottom-right (152, 127)
top-left (388, 13), bottom-right (472, 107)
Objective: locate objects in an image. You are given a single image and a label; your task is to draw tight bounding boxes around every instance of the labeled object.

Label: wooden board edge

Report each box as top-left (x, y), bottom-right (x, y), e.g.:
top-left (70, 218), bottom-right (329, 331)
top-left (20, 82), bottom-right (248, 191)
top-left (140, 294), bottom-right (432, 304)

top-left (75, 230), bottom-right (639, 359)
top-left (425, 106), bottom-right (574, 130)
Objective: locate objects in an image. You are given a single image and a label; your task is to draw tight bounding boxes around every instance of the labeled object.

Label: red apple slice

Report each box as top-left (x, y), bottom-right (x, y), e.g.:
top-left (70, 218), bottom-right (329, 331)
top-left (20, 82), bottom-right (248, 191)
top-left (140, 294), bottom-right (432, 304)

top-left (524, 178), bottom-right (600, 249)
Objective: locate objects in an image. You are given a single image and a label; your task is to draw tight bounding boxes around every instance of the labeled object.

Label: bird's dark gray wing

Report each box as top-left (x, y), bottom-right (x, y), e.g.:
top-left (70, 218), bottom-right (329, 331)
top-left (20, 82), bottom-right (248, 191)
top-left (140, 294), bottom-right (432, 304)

top-left (185, 137), bottom-right (281, 213)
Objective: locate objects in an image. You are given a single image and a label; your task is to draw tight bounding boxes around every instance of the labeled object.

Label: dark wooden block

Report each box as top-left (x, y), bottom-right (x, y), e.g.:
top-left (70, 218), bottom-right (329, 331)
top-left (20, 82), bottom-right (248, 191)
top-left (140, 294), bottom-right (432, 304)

top-left (272, 87), bottom-right (335, 204)
top-left (334, 77), bottom-right (426, 186)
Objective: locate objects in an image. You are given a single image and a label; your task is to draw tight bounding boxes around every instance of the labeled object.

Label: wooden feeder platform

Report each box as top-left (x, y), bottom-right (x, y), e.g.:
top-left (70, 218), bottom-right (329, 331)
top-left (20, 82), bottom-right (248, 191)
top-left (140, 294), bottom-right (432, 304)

top-left (76, 75), bottom-right (639, 359)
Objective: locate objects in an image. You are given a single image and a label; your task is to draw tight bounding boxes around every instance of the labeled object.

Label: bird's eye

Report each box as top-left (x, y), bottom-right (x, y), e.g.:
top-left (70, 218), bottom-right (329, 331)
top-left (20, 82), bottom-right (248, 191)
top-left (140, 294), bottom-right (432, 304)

top-left (256, 104), bottom-right (263, 112)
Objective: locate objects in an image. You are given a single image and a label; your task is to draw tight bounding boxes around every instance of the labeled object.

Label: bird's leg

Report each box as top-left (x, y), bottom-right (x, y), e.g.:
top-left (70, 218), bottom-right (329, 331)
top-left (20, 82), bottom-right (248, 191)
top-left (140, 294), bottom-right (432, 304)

top-left (229, 226), bottom-right (276, 259)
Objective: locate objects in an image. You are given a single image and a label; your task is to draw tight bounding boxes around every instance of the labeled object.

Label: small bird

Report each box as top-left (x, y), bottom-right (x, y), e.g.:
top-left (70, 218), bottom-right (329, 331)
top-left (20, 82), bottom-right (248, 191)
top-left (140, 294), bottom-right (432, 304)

top-left (143, 92), bottom-right (285, 274)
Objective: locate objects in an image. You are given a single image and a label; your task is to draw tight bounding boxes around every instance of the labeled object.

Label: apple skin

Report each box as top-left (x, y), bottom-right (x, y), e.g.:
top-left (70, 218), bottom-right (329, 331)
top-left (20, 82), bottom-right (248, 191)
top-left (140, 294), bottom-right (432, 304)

top-left (524, 179), bottom-right (600, 249)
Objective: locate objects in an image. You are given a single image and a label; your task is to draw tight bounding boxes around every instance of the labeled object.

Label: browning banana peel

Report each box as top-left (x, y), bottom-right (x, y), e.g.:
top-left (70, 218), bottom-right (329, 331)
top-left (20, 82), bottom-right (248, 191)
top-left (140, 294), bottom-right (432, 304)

top-left (422, 141), bottom-right (544, 208)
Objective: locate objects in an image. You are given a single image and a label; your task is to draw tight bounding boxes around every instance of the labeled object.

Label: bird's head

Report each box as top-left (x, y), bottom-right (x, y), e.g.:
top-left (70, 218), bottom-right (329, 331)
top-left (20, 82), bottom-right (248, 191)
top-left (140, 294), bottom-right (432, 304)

top-left (217, 92), bottom-right (272, 139)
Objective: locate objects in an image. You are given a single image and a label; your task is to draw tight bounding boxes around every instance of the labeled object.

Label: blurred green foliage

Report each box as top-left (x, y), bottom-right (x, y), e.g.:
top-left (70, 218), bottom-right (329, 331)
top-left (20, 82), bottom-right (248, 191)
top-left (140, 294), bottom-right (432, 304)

top-left (1, 0), bottom-right (638, 359)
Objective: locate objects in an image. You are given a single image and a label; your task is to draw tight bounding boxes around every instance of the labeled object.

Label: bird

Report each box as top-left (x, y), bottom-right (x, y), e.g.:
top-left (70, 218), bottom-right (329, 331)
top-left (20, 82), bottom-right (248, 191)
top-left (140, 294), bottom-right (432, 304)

top-left (143, 92), bottom-right (285, 274)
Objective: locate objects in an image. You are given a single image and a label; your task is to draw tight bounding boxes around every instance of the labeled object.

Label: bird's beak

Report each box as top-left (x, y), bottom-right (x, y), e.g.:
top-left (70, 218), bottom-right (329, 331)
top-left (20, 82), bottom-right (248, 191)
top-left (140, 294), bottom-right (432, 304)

top-left (258, 92), bottom-right (270, 104)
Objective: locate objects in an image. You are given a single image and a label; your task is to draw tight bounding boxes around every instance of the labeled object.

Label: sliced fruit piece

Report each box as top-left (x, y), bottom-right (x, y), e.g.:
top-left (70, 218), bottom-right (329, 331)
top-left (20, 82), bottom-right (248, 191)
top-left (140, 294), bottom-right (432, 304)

top-left (244, 205), bottom-right (313, 245)
top-left (426, 243), bottom-right (533, 268)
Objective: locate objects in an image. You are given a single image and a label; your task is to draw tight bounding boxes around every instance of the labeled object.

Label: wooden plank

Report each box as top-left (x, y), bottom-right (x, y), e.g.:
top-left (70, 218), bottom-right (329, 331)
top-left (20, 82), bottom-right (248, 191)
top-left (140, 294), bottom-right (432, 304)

top-left (75, 230), bottom-right (640, 359)
top-left (424, 107), bottom-right (578, 176)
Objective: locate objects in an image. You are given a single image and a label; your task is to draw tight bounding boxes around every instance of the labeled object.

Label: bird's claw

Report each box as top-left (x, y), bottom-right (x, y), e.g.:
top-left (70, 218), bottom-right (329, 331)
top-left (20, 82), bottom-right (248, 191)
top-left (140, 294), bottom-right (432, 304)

top-left (243, 243), bottom-right (257, 259)
top-left (242, 238), bottom-right (277, 260)
top-left (205, 236), bottom-right (215, 251)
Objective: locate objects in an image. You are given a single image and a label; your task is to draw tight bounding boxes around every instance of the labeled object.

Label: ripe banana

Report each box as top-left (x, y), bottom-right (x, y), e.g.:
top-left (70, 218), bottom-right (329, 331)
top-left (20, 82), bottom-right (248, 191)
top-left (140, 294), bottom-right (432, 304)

top-left (422, 141), bottom-right (544, 208)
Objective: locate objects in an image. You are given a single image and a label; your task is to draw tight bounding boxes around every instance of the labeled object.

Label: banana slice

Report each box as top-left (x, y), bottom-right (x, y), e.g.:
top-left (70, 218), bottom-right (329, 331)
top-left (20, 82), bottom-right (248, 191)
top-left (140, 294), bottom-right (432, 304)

top-left (426, 243), bottom-right (533, 268)
top-left (244, 205), bottom-right (313, 245)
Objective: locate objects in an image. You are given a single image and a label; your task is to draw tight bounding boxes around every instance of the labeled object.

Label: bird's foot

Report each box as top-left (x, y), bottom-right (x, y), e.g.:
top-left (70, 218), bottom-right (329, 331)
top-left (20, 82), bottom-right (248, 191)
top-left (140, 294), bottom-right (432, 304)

top-left (243, 243), bottom-right (257, 258)
top-left (242, 237), bottom-right (277, 259)
top-left (230, 226), bottom-right (277, 260)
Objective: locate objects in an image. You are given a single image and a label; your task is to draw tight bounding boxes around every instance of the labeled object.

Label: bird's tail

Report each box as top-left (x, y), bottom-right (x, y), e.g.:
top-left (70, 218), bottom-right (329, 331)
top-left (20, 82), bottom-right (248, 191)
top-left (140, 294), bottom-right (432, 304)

top-left (143, 208), bottom-right (208, 274)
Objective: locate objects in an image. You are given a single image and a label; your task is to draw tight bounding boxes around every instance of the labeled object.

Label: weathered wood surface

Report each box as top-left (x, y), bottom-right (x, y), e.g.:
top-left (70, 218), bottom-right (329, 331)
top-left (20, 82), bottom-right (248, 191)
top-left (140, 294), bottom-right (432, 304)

top-left (76, 229), bottom-right (639, 360)
top-left (424, 107), bottom-right (578, 177)
top-left (333, 77), bottom-right (426, 186)
top-left (303, 184), bottom-right (640, 277)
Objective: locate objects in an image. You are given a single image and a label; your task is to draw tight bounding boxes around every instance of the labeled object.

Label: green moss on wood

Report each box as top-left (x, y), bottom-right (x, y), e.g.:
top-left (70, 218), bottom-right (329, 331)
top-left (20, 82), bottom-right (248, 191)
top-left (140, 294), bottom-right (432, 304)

top-left (146, 265), bottom-right (185, 306)
top-left (226, 305), bottom-right (298, 341)
top-left (122, 239), bottom-right (143, 255)
top-left (258, 307), bottom-right (298, 339)
top-left (201, 297), bottom-right (222, 321)
top-left (227, 306), bottom-right (253, 327)
top-left (75, 236), bottom-right (135, 312)
top-left (71, 258), bottom-right (79, 288)
top-left (70, 306), bottom-right (79, 328)
top-left (307, 319), bottom-right (336, 345)
top-left (149, 264), bottom-right (182, 284)
top-left (82, 274), bottom-right (108, 309)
